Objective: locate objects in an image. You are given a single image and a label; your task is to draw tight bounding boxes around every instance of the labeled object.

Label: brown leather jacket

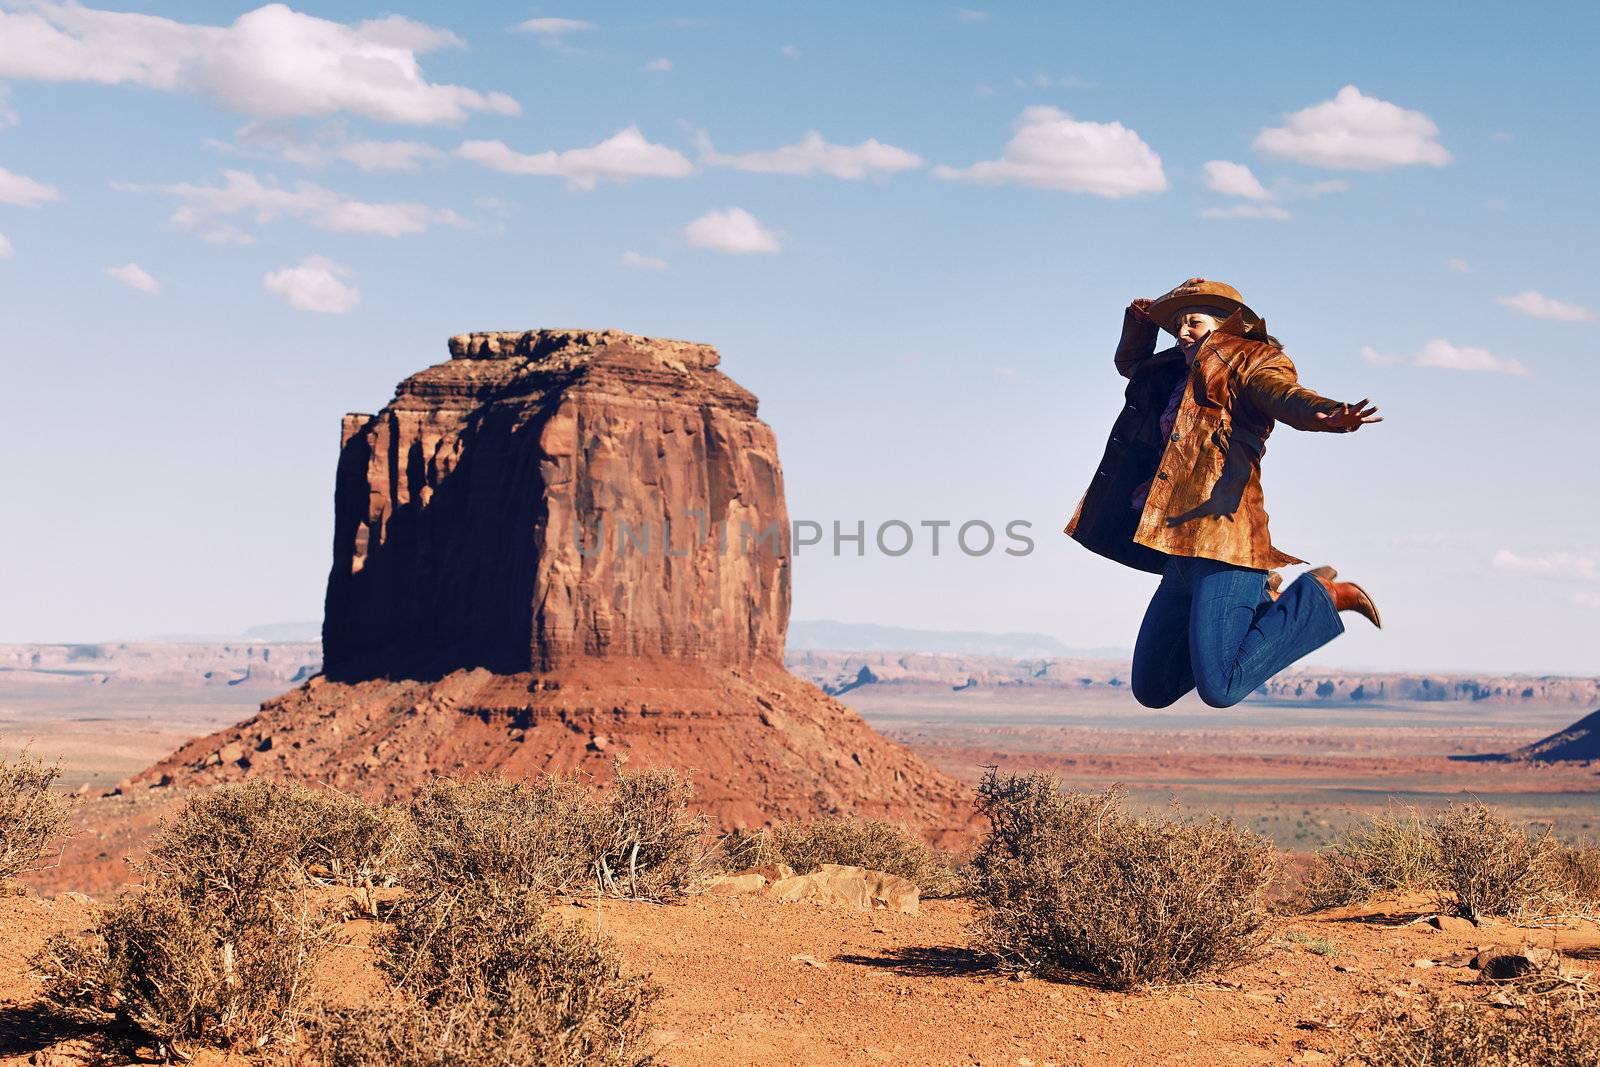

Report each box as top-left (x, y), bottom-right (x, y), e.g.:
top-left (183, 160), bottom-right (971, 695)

top-left (1064, 306), bottom-right (1346, 573)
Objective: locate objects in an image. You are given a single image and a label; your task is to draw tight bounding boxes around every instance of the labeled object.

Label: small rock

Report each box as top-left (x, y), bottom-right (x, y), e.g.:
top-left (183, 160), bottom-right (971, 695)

top-left (587, 734), bottom-right (609, 752)
top-left (217, 740), bottom-right (246, 763)
top-left (790, 954), bottom-right (827, 969)
top-left (1474, 946), bottom-right (1559, 982)
top-left (704, 872), bottom-right (766, 896)
top-left (1409, 958), bottom-right (1436, 969)
top-left (1427, 914), bottom-right (1477, 934)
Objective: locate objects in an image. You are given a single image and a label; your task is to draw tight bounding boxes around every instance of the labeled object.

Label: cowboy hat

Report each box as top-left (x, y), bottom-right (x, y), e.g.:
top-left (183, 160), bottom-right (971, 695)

top-left (1146, 277), bottom-right (1258, 337)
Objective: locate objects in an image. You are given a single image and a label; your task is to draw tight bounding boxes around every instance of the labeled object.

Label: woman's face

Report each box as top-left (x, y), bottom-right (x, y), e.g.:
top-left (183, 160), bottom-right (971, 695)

top-left (1176, 310), bottom-right (1222, 355)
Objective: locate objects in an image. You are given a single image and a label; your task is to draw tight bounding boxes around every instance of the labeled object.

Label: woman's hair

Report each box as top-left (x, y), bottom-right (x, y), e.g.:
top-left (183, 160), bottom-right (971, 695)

top-left (1178, 304), bottom-right (1235, 323)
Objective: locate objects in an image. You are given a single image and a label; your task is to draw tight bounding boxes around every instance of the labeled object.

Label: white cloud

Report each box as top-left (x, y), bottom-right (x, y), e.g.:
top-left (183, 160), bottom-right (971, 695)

top-left (338, 139), bottom-right (444, 173)
top-left (683, 207), bottom-right (780, 254)
top-left (212, 122), bottom-right (445, 172)
top-left (263, 255), bottom-right (359, 313)
top-left (0, 233), bottom-right (12, 259)
top-left (515, 17), bottom-right (595, 38)
top-left (1574, 591), bottom-right (1600, 610)
top-left (621, 250), bottom-right (667, 270)
top-left (645, 57), bottom-right (672, 72)
top-left (123, 169), bottom-right (462, 241)
top-left (1201, 203), bottom-right (1291, 221)
top-left (698, 130), bottom-right (922, 179)
top-left (105, 262), bottom-right (160, 293)
top-left (1445, 258), bottom-right (1471, 273)
top-left (1492, 549), bottom-right (1599, 583)
top-left (1253, 85), bottom-right (1450, 170)
top-left (956, 9), bottom-right (989, 22)
top-left (780, 44), bottom-right (799, 59)
top-left (933, 106), bottom-right (1165, 197)
top-left (1203, 160), bottom-right (1270, 200)
top-left (0, 3), bottom-right (518, 125)
top-left (1360, 339), bottom-right (1529, 376)
top-left (456, 127), bottom-right (693, 190)
top-left (0, 166), bottom-right (61, 206)
top-left (1495, 290), bottom-right (1596, 323)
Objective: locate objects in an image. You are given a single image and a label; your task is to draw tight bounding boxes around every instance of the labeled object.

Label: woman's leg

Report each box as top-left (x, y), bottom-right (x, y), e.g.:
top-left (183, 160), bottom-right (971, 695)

top-left (1187, 560), bottom-right (1345, 708)
top-left (1131, 559), bottom-right (1197, 708)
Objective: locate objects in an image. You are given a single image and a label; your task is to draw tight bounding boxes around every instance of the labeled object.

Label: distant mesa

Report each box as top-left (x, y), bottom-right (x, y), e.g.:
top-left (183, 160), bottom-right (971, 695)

top-left (1505, 708), bottom-right (1600, 763)
top-left (135, 329), bottom-right (969, 838)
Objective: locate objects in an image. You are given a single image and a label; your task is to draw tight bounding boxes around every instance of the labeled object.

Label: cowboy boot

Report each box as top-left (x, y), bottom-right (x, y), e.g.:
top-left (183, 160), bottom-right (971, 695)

top-left (1311, 572), bottom-right (1381, 628)
top-left (1266, 565), bottom-right (1337, 602)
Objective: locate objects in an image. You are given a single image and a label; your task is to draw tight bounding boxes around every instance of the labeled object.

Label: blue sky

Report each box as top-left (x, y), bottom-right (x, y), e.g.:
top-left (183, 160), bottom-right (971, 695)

top-left (1, 1), bottom-right (1596, 674)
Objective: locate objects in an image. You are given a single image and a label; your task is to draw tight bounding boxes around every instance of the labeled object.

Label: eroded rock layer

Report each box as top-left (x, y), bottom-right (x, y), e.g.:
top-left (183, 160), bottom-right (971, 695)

top-left (137, 661), bottom-right (971, 840)
top-left (324, 329), bottom-right (789, 679)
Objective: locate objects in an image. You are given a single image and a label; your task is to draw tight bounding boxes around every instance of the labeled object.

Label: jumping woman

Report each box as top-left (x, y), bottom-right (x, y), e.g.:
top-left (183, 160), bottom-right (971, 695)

top-left (1064, 277), bottom-right (1382, 710)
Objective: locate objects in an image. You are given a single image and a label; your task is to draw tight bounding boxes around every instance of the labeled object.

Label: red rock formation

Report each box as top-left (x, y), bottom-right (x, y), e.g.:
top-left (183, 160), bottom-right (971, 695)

top-left (324, 329), bottom-right (789, 679)
top-left (137, 330), bottom-right (971, 839)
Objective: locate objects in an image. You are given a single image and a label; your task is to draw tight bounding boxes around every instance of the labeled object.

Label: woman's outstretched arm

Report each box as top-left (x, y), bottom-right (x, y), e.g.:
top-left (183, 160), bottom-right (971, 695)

top-left (1242, 350), bottom-right (1382, 432)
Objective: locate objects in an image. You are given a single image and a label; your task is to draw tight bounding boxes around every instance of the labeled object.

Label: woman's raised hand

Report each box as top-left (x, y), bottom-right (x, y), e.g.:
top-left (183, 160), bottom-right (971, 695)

top-left (1315, 398), bottom-right (1383, 433)
top-left (1128, 297), bottom-right (1154, 323)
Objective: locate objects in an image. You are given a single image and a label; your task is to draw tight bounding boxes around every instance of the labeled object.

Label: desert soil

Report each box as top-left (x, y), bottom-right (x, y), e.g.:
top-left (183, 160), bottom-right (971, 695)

top-left (3, 887), bottom-right (1597, 1067)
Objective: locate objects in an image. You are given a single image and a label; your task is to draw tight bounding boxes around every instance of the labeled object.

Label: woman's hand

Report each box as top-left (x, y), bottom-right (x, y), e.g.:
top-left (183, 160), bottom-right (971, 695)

top-left (1127, 297), bottom-right (1154, 324)
top-left (1315, 398), bottom-right (1383, 433)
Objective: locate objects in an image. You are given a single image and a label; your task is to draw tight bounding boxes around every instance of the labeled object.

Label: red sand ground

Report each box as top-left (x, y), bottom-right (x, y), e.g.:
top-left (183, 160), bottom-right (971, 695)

top-left (3, 888), bottom-right (1597, 1067)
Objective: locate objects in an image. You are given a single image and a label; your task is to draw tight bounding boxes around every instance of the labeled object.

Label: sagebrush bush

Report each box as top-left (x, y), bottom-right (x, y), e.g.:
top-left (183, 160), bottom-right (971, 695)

top-left (33, 782), bottom-right (350, 1056)
top-left (968, 769), bottom-right (1277, 989)
top-left (732, 817), bottom-right (962, 896)
top-left (1345, 989), bottom-right (1600, 1066)
top-left (0, 747), bottom-right (75, 881)
top-left (1300, 805), bottom-right (1440, 910)
top-left (1429, 801), bottom-right (1563, 921)
top-left (405, 776), bottom-right (597, 893)
top-left (1551, 842), bottom-right (1600, 910)
top-left (591, 765), bottom-right (713, 900)
top-left (319, 883), bottom-right (661, 1067)
top-left (405, 767), bottom-right (711, 901)
top-left (1301, 801), bottom-right (1590, 921)
top-left (146, 779), bottom-right (407, 893)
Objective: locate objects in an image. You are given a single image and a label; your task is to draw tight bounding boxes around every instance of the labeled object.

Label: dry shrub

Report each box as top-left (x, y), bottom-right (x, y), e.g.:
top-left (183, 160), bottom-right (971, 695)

top-left (1550, 842), bottom-right (1600, 910)
top-left (1302, 801), bottom-right (1590, 921)
top-left (592, 765), bottom-right (713, 900)
top-left (1429, 802), bottom-right (1562, 921)
top-left (405, 767), bottom-right (711, 901)
top-left (968, 769), bottom-right (1277, 989)
top-left (33, 783), bottom-right (343, 1057)
top-left (317, 883), bottom-right (660, 1067)
top-left (405, 776), bottom-right (597, 892)
top-left (0, 747), bottom-right (75, 881)
top-left (1345, 989), bottom-right (1600, 1066)
top-left (1301, 805), bottom-right (1440, 910)
top-left (146, 779), bottom-right (407, 890)
top-left (738, 817), bottom-right (962, 897)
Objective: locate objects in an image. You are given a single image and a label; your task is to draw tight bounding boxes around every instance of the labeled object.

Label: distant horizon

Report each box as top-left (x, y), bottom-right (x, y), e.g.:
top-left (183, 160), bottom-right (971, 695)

top-left (3, 618), bottom-right (1595, 681)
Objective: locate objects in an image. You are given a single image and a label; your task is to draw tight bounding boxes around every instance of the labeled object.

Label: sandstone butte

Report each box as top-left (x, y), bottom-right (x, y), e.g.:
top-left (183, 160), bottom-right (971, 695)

top-left (136, 329), bottom-right (971, 840)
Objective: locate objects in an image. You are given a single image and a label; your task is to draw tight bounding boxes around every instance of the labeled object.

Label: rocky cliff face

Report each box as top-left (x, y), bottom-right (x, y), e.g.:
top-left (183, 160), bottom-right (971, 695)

top-left (140, 330), bottom-right (971, 840)
top-left (324, 329), bottom-right (789, 679)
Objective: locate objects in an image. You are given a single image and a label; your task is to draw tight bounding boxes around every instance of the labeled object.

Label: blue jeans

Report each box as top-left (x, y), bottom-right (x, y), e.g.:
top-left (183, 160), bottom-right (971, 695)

top-left (1131, 555), bottom-right (1345, 709)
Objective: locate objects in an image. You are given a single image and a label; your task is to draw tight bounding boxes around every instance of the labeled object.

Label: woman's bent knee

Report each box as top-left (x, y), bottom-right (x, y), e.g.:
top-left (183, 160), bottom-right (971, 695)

top-left (1132, 675), bottom-right (1185, 709)
top-left (1194, 677), bottom-right (1248, 709)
